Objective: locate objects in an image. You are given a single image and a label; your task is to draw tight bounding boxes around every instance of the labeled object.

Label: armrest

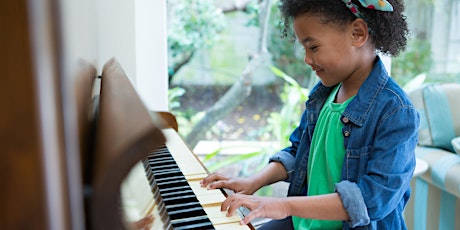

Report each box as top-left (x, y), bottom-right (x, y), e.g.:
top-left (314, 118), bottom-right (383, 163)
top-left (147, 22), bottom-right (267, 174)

top-left (452, 137), bottom-right (460, 155)
top-left (416, 146), bottom-right (460, 198)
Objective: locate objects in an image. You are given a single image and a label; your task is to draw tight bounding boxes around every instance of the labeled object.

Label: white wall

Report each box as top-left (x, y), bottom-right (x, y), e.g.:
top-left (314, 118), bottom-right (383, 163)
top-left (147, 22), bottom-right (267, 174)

top-left (47, 1), bottom-right (168, 228)
top-left (135, 0), bottom-right (169, 111)
top-left (96, 0), bottom-right (136, 80)
top-left (381, 55), bottom-right (391, 74)
top-left (52, 1), bottom-right (100, 229)
top-left (95, 0), bottom-right (168, 111)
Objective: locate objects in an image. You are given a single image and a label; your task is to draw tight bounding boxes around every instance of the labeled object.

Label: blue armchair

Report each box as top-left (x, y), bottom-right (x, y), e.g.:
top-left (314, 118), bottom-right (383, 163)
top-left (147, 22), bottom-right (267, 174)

top-left (405, 83), bottom-right (460, 230)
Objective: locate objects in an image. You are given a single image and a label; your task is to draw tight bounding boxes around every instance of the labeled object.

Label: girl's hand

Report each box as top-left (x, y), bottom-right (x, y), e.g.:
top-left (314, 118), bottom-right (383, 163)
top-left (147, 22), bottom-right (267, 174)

top-left (200, 173), bottom-right (259, 195)
top-left (222, 194), bottom-right (290, 225)
top-left (132, 214), bottom-right (154, 230)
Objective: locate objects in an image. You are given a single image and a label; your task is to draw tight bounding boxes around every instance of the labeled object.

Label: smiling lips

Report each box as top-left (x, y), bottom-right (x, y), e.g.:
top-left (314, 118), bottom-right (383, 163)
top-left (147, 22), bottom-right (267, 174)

top-left (311, 66), bottom-right (324, 73)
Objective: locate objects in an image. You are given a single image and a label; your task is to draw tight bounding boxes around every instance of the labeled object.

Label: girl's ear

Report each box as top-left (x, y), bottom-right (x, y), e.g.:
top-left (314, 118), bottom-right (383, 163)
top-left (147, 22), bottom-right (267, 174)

top-left (350, 18), bottom-right (369, 47)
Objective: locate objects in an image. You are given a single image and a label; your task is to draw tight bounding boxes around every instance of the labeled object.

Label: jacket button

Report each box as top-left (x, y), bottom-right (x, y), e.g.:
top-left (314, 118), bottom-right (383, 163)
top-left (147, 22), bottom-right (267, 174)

top-left (343, 131), bottom-right (350, 137)
top-left (342, 117), bottom-right (349, 123)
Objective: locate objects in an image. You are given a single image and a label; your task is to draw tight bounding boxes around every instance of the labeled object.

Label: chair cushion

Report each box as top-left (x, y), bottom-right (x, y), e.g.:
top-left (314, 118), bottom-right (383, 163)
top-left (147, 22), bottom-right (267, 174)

top-left (409, 83), bottom-right (460, 152)
top-left (452, 137), bottom-right (460, 155)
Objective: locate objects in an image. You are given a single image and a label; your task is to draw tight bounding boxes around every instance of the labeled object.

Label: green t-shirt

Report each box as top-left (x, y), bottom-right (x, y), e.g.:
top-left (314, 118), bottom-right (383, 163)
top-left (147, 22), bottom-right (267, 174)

top-left (293, 85), bottom-right (354, 230)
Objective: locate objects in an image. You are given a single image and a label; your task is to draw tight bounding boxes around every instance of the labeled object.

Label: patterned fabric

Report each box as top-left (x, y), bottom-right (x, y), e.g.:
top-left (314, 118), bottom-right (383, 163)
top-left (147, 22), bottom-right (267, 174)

top-left (404, 146), bottom-right (460, 230)
top-left (415, 146), bottom-right (460, 198)
top-left (341, 0), bottom-right (393, 19)
top-left (409, 83), bottom-right (460, 153)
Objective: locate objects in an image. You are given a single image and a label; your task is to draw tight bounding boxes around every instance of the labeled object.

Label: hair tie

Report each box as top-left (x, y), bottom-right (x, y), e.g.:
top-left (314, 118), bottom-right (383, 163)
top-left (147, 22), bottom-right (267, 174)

top-left (341, 0), bottom-right (393, 19)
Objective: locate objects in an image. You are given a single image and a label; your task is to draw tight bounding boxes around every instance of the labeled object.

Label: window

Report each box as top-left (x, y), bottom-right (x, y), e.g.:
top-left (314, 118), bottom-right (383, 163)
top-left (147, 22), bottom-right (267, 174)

top-left (166, 0), bottom-right (460, 194)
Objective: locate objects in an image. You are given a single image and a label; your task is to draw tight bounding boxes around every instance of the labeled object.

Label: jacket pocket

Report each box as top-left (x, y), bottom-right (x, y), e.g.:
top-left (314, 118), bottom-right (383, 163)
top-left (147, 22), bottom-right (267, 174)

top-left (344, 146), bottom-right (373, 181)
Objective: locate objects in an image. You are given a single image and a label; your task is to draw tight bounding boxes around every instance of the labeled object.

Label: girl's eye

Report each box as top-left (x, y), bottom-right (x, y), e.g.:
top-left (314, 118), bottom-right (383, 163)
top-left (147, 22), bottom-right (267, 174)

top-left (309, 46), bottom-right (318, 51)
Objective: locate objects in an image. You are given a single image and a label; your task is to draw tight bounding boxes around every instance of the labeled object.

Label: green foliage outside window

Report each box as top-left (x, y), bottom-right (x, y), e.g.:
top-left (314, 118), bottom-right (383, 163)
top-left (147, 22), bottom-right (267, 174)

top-left (267, 2), bottom-right (314, 88)
top-left (168, 0), bottom-right (225, 57)
top-left (391, 38), bottom-right (432, 86)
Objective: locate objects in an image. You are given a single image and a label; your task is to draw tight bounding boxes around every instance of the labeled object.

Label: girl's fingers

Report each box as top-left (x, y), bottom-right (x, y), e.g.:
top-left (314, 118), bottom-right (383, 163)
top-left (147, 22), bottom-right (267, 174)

top-left (242, 209), bottom-right (259, 225)
top-left (221, 194), bottom-right (232, 211)
top-left (208, 180), bottom-right (228, 189)
top-left (200, 173), bottom-right (228, 187)
top-left (132, 214), bottom-right (154, 229)
top-left (222, 194), bottom-right (252, 216)
top-left (221, 194), bottom-right (237, 212)
top-left (222, 195), bottom-right (288, 225)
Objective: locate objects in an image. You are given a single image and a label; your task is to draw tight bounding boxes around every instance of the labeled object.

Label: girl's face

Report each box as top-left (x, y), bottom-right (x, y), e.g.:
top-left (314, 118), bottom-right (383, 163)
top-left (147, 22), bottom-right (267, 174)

top-left (293, 14), bottom-right (359, 87)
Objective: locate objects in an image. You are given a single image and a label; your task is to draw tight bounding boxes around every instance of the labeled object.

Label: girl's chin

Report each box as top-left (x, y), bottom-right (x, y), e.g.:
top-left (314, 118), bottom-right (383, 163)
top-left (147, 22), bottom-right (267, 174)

top-left (316, 71), bottom-right (340, 87)
top-left (319, 79), bottom-right (340, 87)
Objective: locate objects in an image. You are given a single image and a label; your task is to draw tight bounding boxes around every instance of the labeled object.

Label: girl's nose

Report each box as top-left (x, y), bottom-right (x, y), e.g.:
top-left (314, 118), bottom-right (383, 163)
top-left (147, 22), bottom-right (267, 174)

top-left (304, 52), bottom-right (314, 66)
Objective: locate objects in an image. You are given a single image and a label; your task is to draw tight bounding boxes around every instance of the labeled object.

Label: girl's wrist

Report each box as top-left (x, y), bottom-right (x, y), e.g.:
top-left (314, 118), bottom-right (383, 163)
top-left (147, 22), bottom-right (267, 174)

top-left (245, 176), bottom-right (265, 193)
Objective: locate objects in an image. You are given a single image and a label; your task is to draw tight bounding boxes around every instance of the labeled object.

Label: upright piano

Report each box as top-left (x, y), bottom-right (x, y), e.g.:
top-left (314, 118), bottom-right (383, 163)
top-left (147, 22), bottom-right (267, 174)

top-left (90, 58), bottom-right (254, 230)
top-left (2, 2), bottom-right (253, 228)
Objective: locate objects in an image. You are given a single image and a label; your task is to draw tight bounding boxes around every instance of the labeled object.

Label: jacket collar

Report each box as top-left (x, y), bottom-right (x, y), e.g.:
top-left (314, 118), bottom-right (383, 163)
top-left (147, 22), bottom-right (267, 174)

top-left (308, 56), bottom-right (389, 127)
top-left (344, 56), bottom-right (389, 126)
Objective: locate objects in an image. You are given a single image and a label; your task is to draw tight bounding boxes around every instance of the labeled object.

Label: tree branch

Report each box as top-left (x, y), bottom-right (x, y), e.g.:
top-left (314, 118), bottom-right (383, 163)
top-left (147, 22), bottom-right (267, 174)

top-left (168, 51), bottom-right (195, 83)
top-left (185, 0), bottom-right (273, 148)
top-left (185, 55), bottom-right (261, 147)
top-left (258, 0), bottom-right (271, 53)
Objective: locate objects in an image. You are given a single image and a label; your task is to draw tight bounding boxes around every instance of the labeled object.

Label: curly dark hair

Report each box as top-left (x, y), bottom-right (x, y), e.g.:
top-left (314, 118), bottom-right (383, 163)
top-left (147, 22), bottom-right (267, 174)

top-left (278, 0), bottom-right (409, 56)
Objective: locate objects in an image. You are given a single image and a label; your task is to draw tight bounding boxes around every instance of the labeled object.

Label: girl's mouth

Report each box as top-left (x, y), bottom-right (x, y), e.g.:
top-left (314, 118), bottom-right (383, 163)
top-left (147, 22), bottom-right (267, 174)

top-left (312, 67), bottom-right (324, 74)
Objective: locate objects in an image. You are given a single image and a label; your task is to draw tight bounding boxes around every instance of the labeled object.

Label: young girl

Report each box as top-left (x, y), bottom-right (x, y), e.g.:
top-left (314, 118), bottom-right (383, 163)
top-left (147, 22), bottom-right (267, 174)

top-left (201, 0), bottom-right (419, 229)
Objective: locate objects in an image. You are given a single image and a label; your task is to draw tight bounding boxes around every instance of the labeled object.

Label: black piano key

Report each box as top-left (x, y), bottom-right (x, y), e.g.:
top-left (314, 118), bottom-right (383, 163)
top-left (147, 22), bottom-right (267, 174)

top-left (154, 170), bottom-right (185, 179)
top-left (153, 185), bottom-right (191, 194)
top-left (163, 195), bottom-right (200, 205)
top-left (146, 149), bottom-right (171, 159)
top-left (164, 201), bottom-right (201, 212)
top-left (148, 163), bottom-right (180, 172)
top-left (171, 216), bottom-right (214, 229)
top-left (174, 222), bottom-right (214, 230)
top-left (156, 175), bottom-right (186, 183)
top-left (147, 157), bottom-right (176, 165)
top-left (156, 179), bottom-right (189, 191)
top-left (147, 169), bottom-right (179, 186)
top-left (144, 146), bottom-right (215, 229)
top-left (158, 202), bottom-right (171, 226)
top-left (160, 189), bottom-right (195, 199)
top-left (168, 205), bottom-right (205, 215)
top-left (147, 168), bottom-right (183, 186)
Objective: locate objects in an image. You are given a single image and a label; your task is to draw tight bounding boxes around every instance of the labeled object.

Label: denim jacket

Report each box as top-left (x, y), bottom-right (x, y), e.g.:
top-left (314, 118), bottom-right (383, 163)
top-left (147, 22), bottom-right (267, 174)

top-left (269, 57), bottom-right (420, 229)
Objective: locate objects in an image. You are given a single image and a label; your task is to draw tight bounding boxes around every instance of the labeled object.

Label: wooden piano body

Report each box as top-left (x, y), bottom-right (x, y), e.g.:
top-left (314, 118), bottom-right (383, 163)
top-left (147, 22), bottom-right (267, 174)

top-left (84, 58), bottom-right (254, 229)
top-left (2, 2), bottom-right (253, 229)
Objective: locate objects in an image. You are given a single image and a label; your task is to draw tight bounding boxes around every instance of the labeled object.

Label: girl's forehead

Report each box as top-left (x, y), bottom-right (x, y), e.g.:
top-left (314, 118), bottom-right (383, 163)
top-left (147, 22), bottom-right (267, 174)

top-left (293, 14), bottom-right (350, 43)
top-left (294, 14), bottom-right (344, 33)
top-left (293, 13), bottom-right (318, 23)
top-left (293, 14), bottom-right (320, 32)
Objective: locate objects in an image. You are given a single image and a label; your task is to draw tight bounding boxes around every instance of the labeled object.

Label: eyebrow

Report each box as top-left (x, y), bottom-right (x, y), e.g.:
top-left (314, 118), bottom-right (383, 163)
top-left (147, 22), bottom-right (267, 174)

top-left (300, 36), bottom-right (315, 44)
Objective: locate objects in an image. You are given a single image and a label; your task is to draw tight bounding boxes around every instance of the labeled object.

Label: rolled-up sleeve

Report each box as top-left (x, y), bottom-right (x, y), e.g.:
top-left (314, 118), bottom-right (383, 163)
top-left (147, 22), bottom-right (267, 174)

top-left (269, 150), bottom-right (296, 182)
top-left (335, 180), bottom-right (370, 228)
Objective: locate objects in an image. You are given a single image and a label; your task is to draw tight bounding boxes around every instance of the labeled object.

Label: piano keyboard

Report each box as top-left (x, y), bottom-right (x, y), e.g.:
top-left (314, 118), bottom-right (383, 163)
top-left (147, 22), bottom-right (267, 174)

top-left (121, 128), bottom-right (252, 230)
top-left (144, 146), bottom-right (215, 229)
